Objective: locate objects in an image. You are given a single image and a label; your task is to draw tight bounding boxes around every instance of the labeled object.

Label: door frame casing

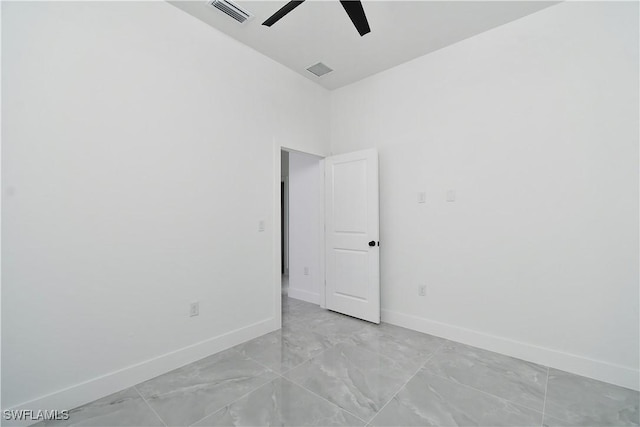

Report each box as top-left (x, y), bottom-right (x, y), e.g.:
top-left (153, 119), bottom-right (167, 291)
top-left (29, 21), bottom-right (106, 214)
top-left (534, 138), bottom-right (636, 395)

top-left (272, 142), bottom-right (326, 330)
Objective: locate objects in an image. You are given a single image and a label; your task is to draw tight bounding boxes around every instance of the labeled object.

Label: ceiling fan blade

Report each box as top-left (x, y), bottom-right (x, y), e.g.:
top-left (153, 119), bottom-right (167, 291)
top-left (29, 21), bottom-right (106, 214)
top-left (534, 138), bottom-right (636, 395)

top-left (339, 1), bottom-right (370, 36)
top-left (262, 0), bottom-right (305, 27)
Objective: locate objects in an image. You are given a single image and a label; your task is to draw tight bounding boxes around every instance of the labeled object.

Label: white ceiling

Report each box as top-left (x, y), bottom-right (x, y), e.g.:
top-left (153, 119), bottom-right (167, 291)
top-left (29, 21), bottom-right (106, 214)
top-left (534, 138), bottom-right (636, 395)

top-left (169, 1), bottom-right (558, 90)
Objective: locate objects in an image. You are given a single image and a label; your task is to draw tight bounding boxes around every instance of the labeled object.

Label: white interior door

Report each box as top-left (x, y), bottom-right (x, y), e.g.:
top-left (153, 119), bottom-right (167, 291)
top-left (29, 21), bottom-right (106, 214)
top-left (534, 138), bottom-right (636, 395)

top-left (325, 148), bottom-right (379, 323)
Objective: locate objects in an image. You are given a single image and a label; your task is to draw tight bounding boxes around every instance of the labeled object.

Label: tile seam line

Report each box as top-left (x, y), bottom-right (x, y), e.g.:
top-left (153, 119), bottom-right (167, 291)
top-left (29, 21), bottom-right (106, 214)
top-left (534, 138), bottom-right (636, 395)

top-left (240, 333), bottom-right (337, 376)
top-left (235, 344), bottom-right (367, 426)
top-left (133, 385), bottom-right (168, 427)
top-left (275, 325), bottom-right (369, 423)
top-left (279, 371), bottom-right (368, 425)
top-left (540, 367), bottom-right (550, 427)
top-left (328, 331), bottom-right (446, 368)
top-left (283, 306), bottom-right (456, 424)
top-left (186, 373), bottom-right (278, 427)
top-left (277, 345), bottom-right (336, 376)
top-left (420, 367), bottom-right (547, 416)
top-left (286, 319), bottom-right (436, 372)
top-left (247, 310), bottom-right (372, 375)
top-left (168, 348), bottom-right (277, 426)
top-left (282, 310), bottom-right (450, 423)
top-left (365, 340), bottom-right (448, 426)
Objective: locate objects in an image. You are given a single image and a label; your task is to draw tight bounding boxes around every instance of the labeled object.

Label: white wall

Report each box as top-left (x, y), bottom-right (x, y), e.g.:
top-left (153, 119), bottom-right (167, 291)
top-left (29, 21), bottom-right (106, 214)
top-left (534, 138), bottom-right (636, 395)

top-left (2, 0), bottom-right (329, 413)
top-left (287, 151), bottom-right (322, 304)
top-left (330, 2), bottom-right (639, 390)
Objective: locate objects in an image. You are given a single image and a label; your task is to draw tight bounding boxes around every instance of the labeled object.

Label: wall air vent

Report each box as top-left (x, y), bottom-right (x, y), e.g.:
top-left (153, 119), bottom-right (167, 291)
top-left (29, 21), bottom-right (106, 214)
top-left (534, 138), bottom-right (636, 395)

top-left (307, 62), bottom-right (333, 77)
top-left (208, 0), bottom-right (252, 23)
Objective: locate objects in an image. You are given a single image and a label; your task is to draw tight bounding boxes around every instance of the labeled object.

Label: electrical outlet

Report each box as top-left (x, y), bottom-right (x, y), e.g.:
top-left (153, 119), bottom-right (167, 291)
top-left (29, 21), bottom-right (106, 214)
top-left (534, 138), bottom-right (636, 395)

top-left (304, 267), bottom-right (309, 276)
top-left (418, 285), bottom-right (426, 296)
top-left (190, 302), bottom-right (199, 317)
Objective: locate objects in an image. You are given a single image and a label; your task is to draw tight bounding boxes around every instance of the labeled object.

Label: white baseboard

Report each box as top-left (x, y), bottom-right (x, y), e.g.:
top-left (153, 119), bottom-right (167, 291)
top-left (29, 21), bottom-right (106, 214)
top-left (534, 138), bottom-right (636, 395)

top-left (286, 288), bottom-right (320, 305)
top-left (3, 318), bottom-right (278, 427)
top-left (382, 309), bottom-right (639, 392)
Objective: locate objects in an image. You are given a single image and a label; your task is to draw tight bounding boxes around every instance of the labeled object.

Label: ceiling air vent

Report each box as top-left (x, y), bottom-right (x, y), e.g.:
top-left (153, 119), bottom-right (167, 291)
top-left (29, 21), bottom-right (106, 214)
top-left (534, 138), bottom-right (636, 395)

top-left (208, 0), bottom-right (252, 23)
top-left (307, 62), bottom-right (333, 77)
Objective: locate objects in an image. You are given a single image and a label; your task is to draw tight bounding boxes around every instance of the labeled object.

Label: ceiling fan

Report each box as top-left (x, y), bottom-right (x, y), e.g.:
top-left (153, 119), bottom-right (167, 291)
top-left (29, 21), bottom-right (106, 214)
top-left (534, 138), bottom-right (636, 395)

top-left (262, 1), bottom-right (371, 36)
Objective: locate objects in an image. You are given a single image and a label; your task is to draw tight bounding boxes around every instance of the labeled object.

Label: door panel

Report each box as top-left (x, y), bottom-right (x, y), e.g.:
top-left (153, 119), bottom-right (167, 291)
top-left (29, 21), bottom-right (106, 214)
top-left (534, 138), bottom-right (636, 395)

top-left (334, 249), bottom-right (368, 299)
top-left (332, 159), bottom-right (367, 233)
top-left (325, 149), bottom-right (379, 323)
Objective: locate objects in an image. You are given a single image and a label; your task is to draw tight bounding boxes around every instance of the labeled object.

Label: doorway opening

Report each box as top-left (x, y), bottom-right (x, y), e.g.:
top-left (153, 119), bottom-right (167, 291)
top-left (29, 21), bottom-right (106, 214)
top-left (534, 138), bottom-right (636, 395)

top-left (281, 150), bottom-right (289, 295)
top-left (275, 147), bottom-right (380, 327)
top-left (280, 149), bottom-right (324, 311)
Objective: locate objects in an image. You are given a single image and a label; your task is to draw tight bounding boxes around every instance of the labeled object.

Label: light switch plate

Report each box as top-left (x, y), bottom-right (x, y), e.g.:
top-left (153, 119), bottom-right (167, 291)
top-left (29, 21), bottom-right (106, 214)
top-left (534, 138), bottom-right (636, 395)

top-left (446, 190), bottom-right (456, 202)
top-left (190, 302), bottom-right (199, 317)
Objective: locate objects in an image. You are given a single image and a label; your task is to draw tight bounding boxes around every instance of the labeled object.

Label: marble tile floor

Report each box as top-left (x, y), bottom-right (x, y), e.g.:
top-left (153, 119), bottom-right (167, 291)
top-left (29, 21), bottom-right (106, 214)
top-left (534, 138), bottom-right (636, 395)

top-left (36, 297), bottom-right (639, 427)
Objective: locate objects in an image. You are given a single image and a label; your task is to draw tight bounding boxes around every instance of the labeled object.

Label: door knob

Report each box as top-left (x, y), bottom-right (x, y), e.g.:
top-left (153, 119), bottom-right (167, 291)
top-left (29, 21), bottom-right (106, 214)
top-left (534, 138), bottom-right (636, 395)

top-left (368, 241), bottom-right (376, 247)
